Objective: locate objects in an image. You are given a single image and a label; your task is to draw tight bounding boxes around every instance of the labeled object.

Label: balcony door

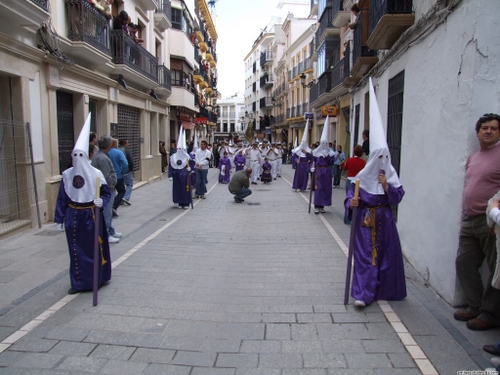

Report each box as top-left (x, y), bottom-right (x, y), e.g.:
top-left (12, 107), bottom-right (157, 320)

top-left (56, 91), bottom-right (74, 174)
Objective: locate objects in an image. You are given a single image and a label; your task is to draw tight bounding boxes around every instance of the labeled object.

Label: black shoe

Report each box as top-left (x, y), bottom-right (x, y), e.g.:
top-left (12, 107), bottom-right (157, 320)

top-left (234, 197), bottom-right (243, 203)
top-left (68, 288), bottom-right (79, 295)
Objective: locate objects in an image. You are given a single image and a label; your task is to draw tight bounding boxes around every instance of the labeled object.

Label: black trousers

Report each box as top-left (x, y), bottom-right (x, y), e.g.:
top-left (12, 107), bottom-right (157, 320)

top-left (113, 178), bottom-right (126, 209)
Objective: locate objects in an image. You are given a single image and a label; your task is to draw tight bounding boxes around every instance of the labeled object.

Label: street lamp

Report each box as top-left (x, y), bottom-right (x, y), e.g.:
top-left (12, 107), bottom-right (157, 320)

top-left (300, 72), bottom-right (316, 89)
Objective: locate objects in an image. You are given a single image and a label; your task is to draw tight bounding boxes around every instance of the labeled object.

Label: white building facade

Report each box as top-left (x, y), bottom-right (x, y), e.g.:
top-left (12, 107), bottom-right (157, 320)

top-left (348, 0), bottom-right (499, 304)
top-left (0, 0), bottom-right (218, 236)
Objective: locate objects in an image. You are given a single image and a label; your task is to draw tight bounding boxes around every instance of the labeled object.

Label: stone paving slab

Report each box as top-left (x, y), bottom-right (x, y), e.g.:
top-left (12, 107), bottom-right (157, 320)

top-left (0, 165), bottom-right (495, 374)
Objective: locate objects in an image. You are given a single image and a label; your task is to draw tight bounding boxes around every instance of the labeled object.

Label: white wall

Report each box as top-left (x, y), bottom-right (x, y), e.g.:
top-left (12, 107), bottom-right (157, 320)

top-left (351, 0), bottom-right (500, 304)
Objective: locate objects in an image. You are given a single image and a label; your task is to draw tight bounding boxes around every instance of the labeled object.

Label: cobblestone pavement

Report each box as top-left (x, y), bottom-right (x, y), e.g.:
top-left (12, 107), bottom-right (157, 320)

top-left (0, 165), bottom-right (498, 375)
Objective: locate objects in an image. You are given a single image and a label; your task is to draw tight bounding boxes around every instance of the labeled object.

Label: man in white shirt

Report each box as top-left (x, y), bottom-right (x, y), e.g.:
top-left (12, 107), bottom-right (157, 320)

top-left (247, 142), bottom-right (261, 185)
top-left (267, 142), bottom-right (279, 180)
top-left (194, 140), bottom-right (212, 199)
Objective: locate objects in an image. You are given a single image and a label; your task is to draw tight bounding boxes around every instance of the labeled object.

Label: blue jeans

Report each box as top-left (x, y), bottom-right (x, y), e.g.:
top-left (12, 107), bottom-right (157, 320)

top-left (234, 187), bottom-right (252, 200)
top-left (123, 172), bottom-right (133, 201)
top-left (103, 190), bottom-right (116, 236)
top-left (195, 168), bottom-right (208, 195)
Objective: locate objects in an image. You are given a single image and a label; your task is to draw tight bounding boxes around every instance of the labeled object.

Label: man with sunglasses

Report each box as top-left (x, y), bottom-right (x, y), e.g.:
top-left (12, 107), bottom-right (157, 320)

top-left (454, 113), bottom-right (500, 331)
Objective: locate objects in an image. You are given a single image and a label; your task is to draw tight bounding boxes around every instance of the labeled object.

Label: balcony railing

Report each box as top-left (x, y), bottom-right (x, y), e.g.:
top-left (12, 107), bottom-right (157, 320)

top-left (260, 97), bottom-right (273, 108)
top-left (260, 50), bottom-right (274, 66)
top-left (110, 30), bottom-right (158, 82)
top-left (158, 65), bottom-right (171, 91)
top-left (260, 74), bottom-right (274, 87)
top-left (310, 82), bottom-right (319, 103)
top-left (298, 61), bottom-right (304, 75)
top-left (293, 65), bottom-right (299, 79)
top-left (370, 0), bottom-right (413, 34)
top-left (295, 105), bottom-right (302, 117)
top-left (367, 0), bottom-right (414, 50)
top-left (31, 0), bottom-right (49, 11)
top-left (287, 108), bottom-right (291, 119)
top-left (288, 69), bottom-right (292, 81)
top-left (304, 57), bottom-right (311, 71)
top-left (331, 56), bottom-right (347, 89)
top-left (352, 11), bottom-right (377, 75)
top-left (154, 0), bottom-right (172, 30)
top-left (318, 69), bottom-right (332, 96)
top-left (66, 0), bottom-right (110, 55)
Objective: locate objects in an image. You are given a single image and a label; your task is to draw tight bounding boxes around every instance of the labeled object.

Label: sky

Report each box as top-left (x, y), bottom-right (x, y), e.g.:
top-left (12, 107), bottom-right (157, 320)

top-left (212, 0), bottom-right (308, 100)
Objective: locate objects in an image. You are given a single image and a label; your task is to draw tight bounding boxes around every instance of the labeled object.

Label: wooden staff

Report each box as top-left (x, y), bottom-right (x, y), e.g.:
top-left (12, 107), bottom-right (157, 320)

top-left (93, 176), bottom-right (100, 307)
top-left (344, 179), bottom-right (360, 305)
top-left (187, 166), bottom-right (194, 209)
top-left (308, 160), bottom-right (316, 214)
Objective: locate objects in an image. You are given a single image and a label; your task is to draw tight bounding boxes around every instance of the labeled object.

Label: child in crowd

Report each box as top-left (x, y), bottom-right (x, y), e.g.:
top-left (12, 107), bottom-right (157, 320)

top-left (261, 158), bottom-right (272, 184)
top-left (218, 151), bottom-right (231, 184)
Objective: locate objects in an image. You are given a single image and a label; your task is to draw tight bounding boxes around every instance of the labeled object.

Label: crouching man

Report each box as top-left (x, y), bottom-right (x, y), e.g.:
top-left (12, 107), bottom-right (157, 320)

top-left (228, 167), bottom-right (253, 203)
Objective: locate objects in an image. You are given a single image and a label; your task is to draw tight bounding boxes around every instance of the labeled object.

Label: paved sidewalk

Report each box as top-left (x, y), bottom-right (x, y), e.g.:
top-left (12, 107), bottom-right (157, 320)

top-left (0, 165), bottom-right (497, 374)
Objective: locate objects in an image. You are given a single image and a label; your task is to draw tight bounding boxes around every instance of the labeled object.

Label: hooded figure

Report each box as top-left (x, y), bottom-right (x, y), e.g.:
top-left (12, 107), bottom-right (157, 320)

top-left (292, 120), bottom-right (312, 191)
top-left (311, 116), bottom-right (335, 213)
top-left (344, 78), bottom-right (406, 307)
top-left (54, 114), bottom-right (112, 294)
top-left (292, 136), bottom-right (298, 169)
top-left (168, 126), bottom-right (192, 208)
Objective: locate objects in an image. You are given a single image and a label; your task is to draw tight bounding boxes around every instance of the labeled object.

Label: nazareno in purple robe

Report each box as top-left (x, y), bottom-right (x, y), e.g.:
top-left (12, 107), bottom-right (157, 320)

top-left (218, 157), bottom-right (232, 184)
top-left (292, 154), bottom-right (311, 190)
top-left (234, 154), bottom-right (246, 171)
top-left (168, 163), bottom-right (191, 206)
top-left (312, 154), bottom-right (334, 206)
top-left (261, 162), bottom-right (272, 183)
top-left (54, 180), bottom-right (112, 292)
top-left (345, 183), bottom-right (406, 305)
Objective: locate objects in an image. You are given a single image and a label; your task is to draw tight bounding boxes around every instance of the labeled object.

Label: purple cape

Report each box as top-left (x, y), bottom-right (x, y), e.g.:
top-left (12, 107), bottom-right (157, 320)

top-left (312, 155), bottom-right (334, 206)
top-left (261, 162), bottom-right (272, 183)
top-left (218, 157), bottom-right (232, 184)
top-left (292, 155), bottom-right (310, 190)
top-left (345, 184), bottom-right (406, 305)
top-left (54, 180), bottom-right (112, 291)
top-left (168, 164), bottom-right (191, 205)
top-left (234, 154), bottom-right (246, 171)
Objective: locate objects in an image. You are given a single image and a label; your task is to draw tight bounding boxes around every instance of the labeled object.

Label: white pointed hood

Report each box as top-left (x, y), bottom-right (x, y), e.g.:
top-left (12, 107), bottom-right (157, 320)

top-left (171, 125), bottom-right (190, 169)
top-left (293, 119), bottom-right (311, 157)
top-left (62, 113), bottom-right (105, 202)
top-left (313, 116), bottom-right (335, 157)
top-left (355, 78), bottom-right (401, 195)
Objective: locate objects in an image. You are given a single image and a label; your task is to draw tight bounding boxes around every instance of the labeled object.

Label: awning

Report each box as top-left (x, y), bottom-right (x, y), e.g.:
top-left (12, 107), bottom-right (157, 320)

top-left (182, 121), bottom-right (194, 130)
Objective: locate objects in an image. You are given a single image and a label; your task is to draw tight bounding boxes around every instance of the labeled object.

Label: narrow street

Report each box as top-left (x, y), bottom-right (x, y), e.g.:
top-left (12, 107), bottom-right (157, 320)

top-left (0, 164), bottom-right (496, 374)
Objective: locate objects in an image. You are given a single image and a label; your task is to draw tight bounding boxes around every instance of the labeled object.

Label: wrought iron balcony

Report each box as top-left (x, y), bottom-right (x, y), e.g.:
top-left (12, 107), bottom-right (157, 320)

top-left (154, 0), bottom-right (172, 31)
top-left (316, 2), bottom-right (342, 45)
top-left (310, 38), bottom-right (317, 62)
top-left (318, 70), bottom-right (332, 96)
top-left (30, 0), bottom-right (49, 11)
top-left (110, 29), bottom-right (159, 83)
top-left (303, 57), bottom-right (312, 72)
top-left (260, 97), bottom-right (273, 109)
top-left (367, 0), bottom-right (414, 50)
top-left (351, 12), bottom-right (378, 78)
top-left (158, 65), bottom-right (172, 91)
top-left (331, 56), bottom-right (347, 89)
top-left (310, 82), bottom-right (319, 103)
top-left (260, 74), bottom-right (274, 88)
top-left (260, 50), bottom-right (274, 67)
top-left (66, 0), bottom-right (110, 55)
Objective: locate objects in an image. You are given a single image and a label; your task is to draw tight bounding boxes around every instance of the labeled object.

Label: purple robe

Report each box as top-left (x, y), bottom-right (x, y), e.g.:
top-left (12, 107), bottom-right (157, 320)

top-left (218, 157), bottom-right (231, 184)
top-left (345, 184), bottom-right (406, 305)
top-left (261, 162), bottom-right (272, 183)
top-left (234, 154), bottom-right (246, 171)
top-left (168, 164), bottom-right (191, 206)
top-left (292, 154), bottom-right (310, 190)
top-left (54, 180), bottom-right (112, 292)
top-left (189, 158), bottom-right (196, 187)
top-left (312, 154), bottom-right (334, 206)
top-left (292, 153), bottom-right (298, 169)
